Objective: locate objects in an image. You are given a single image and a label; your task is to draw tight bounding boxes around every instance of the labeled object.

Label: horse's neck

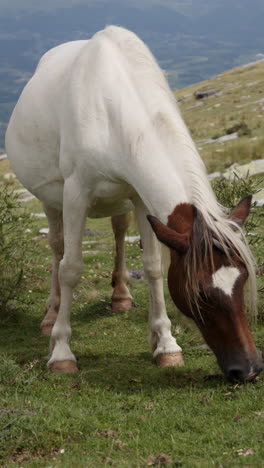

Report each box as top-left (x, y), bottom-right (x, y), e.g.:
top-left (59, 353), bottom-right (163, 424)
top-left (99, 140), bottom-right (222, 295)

top-left (125, 133), bottom-right (192, 223)
top-left (111, 78), bottom-right (215, 223)
top-left (124, 113), bottom-right (209, 223)
top-left (133, 163), bottom-right (189, 223)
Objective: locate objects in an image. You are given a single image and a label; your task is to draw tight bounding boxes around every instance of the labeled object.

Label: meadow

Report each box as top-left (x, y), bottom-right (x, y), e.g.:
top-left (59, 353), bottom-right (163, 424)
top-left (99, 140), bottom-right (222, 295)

top-left (0, 60), bottom-right (264, 467)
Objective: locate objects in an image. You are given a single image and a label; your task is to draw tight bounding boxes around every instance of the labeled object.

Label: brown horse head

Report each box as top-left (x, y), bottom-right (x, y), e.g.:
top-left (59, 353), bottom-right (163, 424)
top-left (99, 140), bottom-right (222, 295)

top-left (147, 196), bottom-right (263, 382)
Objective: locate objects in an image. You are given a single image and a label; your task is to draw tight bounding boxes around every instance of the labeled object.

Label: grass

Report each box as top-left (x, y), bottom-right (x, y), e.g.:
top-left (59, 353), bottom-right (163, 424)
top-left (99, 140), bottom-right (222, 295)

top-left (0, 61), bottom-right (264, 467)
top-left (176, 60), bottom-right (264, 173)
top-left (0, 191), bottom-right (263, 467)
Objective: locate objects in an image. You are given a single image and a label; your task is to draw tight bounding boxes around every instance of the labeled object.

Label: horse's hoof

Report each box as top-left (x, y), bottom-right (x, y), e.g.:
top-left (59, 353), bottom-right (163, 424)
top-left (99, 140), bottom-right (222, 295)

top-left (41, 323), bottom-right (54, 336)
top-left (156, 352), bottom-right (184, 368)
top-left (111, 298), bottom-right (132, 311)
top-left (49, 360), bottom-right (78, 374)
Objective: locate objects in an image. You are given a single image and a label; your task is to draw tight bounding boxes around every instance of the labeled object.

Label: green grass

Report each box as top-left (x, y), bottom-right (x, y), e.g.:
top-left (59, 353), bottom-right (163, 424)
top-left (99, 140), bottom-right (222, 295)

top-left (0, 205), bottom-right (264, 467)
top-left (1, 61), bottom-right (264, 466)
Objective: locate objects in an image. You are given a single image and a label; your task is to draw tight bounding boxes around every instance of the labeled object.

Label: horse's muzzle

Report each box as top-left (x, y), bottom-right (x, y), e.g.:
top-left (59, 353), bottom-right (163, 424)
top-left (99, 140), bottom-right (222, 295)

top-left (221, 349), bottom-right (263, 382)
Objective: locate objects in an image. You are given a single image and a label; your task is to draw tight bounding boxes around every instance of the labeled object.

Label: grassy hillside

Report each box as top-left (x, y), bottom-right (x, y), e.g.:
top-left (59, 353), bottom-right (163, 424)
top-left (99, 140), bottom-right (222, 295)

top-left (176, 60), bottom-right (264, 173)
top-left (0, 61), bottom-right (264, 467)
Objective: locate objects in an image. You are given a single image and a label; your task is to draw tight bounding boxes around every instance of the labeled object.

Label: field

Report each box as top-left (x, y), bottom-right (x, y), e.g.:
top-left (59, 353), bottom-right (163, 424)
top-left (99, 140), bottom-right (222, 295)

top-left (0, 61), bottom-right (264, 467)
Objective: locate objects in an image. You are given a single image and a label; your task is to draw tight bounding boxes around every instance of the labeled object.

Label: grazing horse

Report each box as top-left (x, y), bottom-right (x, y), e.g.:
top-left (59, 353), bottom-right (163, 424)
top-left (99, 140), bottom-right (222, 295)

top-left (6, 26), bottom-right (263, 381)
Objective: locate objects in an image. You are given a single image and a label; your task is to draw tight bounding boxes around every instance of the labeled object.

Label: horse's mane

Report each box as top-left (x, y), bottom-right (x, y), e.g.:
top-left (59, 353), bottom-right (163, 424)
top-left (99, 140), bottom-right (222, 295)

top-left (185, 207), bottom-right (256, 317)
top-left (182, 142), bottom-right (257, 318)
top-left (152, 111), bottom-right (257, 318)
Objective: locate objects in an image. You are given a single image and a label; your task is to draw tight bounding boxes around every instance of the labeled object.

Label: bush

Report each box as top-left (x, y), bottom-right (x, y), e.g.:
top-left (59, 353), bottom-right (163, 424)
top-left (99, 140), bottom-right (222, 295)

top-left (212, 174), bottom-right (263, 246)
top-left (0, 188), bottom-right (34, 316)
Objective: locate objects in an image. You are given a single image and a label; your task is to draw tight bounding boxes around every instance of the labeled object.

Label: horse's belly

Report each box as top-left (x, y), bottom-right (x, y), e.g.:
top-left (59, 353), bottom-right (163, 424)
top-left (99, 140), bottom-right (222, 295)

top-left (89, 199), bottom-right (134, 218)
top-left (88, 181), bottom-right (135, 218)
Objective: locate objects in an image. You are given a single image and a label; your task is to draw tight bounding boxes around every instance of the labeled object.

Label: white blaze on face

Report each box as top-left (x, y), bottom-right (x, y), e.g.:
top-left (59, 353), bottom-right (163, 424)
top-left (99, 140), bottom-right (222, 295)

top-left (212, 265), bottom-right (240, 297)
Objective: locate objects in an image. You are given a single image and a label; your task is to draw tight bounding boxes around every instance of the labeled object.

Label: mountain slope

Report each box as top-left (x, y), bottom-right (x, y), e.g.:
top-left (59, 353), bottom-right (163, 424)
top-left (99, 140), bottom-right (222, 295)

top-left (1, 0), bottom-right (264, 151)
top-left (176, 60), bottom-right (264, 172)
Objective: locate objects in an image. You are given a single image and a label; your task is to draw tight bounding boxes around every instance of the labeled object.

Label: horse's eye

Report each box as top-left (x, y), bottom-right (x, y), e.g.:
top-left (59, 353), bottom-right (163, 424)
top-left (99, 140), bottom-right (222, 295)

top-left (213, 245), bottom-right (225, 256)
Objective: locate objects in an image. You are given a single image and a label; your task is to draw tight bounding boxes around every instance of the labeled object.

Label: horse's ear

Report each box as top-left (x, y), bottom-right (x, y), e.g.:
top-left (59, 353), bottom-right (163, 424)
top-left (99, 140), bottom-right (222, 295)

top-left (147, 215), bottom-right (189, 254)
top-left (228, 195), bottom-right (252, 228)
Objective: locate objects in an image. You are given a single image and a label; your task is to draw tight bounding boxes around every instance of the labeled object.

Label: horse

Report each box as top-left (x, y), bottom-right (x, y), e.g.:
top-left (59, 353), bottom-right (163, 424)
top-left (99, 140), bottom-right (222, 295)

top-left (5, 26), bottom-right (263, 381)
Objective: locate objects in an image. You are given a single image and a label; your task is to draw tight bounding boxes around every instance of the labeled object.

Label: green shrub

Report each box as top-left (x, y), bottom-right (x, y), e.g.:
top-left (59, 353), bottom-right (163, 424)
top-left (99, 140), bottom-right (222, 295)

top-left (0, 188), bottom-right (34, 316)
top-left (212, 174), bottom-right (263, 246)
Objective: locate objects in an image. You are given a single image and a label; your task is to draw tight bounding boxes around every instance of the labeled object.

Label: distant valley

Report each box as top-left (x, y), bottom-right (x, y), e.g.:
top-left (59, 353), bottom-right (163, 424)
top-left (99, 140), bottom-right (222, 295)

top-left (1, 0), bottom-right (264, 151)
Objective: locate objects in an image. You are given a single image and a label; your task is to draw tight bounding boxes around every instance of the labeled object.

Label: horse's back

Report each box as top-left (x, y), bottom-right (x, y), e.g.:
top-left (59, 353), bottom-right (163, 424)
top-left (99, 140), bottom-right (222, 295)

top-left (5, 26), bottom-right (175, 210)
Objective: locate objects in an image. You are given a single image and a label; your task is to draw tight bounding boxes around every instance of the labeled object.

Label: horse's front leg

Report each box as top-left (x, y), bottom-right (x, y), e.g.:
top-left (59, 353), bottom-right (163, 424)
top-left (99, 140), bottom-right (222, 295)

top-left (47, 176), bottom-right (88, 373)
top-left (41, 205), bottom-right (64, 336)
top-left (135, 200), bottom-right (184, 368)
top-left (111, 213), bottom-right (132, 311)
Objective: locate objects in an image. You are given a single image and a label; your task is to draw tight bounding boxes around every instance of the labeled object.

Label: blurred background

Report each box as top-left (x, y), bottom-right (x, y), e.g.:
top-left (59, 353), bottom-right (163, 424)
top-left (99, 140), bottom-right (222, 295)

top-left (1, 0), bottom-right (264, 151)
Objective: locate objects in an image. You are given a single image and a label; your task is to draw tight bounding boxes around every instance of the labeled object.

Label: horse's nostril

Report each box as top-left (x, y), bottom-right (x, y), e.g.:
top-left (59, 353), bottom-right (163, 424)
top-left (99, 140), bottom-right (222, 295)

top-left (227, 367), bottom-right (245, 382)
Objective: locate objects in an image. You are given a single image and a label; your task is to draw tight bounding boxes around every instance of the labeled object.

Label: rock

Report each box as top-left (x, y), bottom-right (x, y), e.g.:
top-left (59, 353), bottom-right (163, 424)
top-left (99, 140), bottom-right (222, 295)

top-left (31, 212), bottom-right (46, 218)
top-left (3, 172), bottom-right (16, 181)
top-left (177, 92), bottom-right (193, 102)
top-left (253, 188), bottom-right (264, 207)
top-left (194, 89), bottom-right (218, 99)
top-left (203, 132), bottom-right (238, 145)
top-left (125, 235), bottom-right (140, 243)
top-left (0, 154), bottom-right (7, 161)
top-left (82, 250), bottom-right (99, 255)
top-left (185, 101), bottom-right (204, 111)
top-left (82, 240), bottom-right (98, 244)
top-left (246, 81), bottom-right (260, 87)
top-left (223, 159), bottom-right (264, 180)
top-left (214, 132), bottom-right (238, 143)
top-left (236, 96), bottom-right (264, 108)
top-left (14, 189), bottom-right (36, 202)
top-left (208, 171), bottom-right (222, 180)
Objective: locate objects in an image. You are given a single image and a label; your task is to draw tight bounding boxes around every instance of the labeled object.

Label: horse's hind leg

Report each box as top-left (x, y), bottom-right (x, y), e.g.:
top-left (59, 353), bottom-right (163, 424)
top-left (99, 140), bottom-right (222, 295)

top-left (111, 213), bottom-right (132, 311)
top-left (40, 205), bottom-right (64, 336)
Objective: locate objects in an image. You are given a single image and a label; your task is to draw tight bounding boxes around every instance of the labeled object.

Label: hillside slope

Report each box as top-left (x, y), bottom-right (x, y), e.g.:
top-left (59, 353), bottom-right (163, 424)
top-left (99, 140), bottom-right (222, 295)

top-left (176, 59), bottom-right (264, 173)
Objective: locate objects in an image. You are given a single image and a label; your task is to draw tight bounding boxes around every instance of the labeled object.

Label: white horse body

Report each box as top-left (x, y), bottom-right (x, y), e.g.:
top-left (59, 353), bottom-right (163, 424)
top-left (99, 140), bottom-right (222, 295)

top-left (6, 26), bottom-right (201, 220)
top-left (7, 26), bottom-right (253, 374)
